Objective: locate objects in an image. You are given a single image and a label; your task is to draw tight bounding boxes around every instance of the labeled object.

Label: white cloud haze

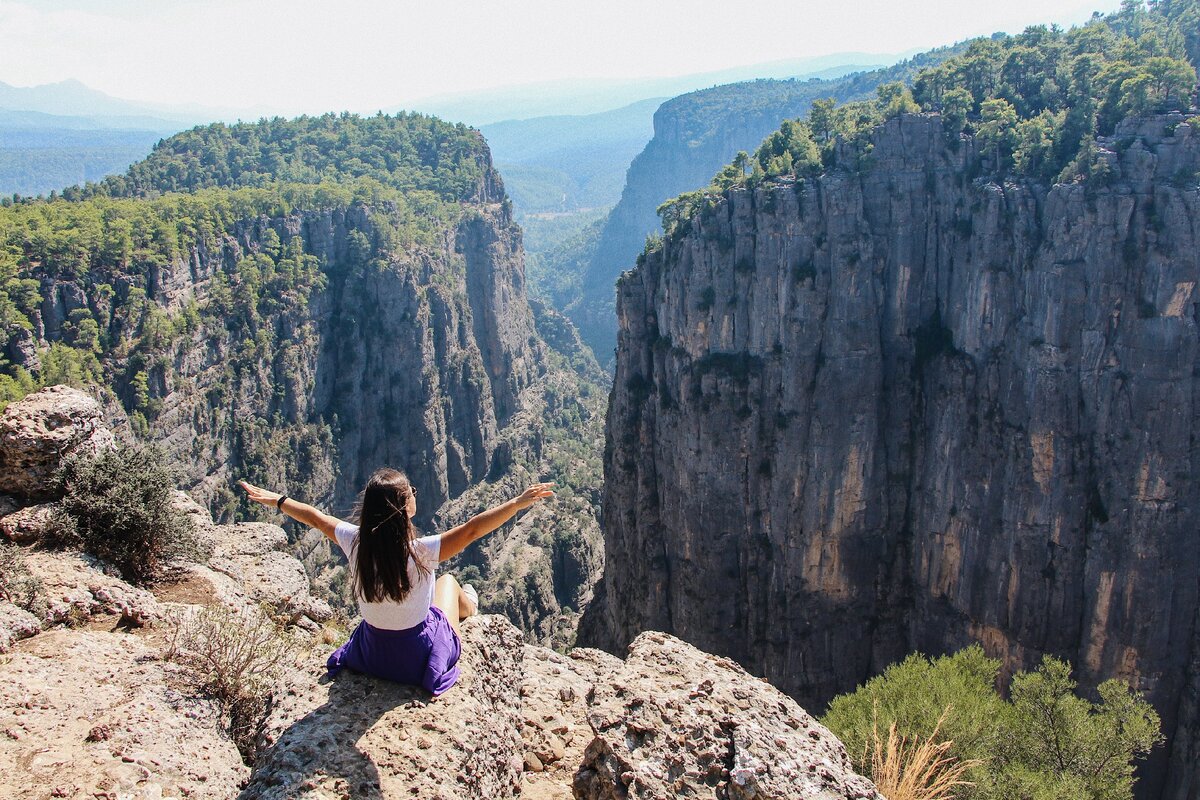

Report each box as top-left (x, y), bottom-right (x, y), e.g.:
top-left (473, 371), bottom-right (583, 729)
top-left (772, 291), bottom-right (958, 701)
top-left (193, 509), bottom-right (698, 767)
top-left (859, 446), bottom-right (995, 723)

top-left (0, 0), bottom-right (1102, 115)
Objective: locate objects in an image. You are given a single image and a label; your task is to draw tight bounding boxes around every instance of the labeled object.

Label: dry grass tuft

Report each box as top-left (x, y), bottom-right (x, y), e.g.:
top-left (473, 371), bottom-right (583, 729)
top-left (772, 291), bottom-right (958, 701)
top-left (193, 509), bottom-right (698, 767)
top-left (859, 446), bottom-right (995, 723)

top-left (867, 707), bottom-right (979, 800)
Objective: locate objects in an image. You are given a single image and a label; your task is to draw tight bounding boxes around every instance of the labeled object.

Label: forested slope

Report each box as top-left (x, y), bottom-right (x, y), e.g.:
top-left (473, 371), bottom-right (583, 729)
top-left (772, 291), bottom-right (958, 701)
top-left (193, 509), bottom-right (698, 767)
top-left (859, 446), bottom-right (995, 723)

top-left (0, 113), bottom-right (606, 647)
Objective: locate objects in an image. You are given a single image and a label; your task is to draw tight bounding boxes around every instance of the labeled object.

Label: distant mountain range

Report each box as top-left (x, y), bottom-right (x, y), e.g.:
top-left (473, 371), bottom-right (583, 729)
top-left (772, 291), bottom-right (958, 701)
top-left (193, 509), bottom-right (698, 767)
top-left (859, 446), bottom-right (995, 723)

top-left (0, 53), bottom-right (904, 200)
top-left (0, 53), bottom-right (905, 132)
top-left (405, 52), bottom-right (903, 125)
top-left (0, 79), bottom-right (252, 126)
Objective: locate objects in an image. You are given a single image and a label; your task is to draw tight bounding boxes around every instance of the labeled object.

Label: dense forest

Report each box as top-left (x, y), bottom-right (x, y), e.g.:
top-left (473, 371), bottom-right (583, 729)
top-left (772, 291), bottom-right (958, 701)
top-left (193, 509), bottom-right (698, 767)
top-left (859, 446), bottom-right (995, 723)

top-left (655, 0), bottom-right (1198, 234)
top-left (0, 114), bottom-right (493, 437)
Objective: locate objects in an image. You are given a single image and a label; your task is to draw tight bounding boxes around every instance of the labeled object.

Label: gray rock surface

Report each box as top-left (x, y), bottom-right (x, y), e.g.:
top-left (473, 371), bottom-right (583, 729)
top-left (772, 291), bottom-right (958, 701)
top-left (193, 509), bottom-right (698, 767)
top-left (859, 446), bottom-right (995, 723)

top-left (242, 614), bottom-right (526, 800)
top-left (0, 386), bottom-right (114, 499)
top-left (0, 600), bottom-right (41, 652)
top-left (518, 644), bottom-right (621, 799)
top-left (0, 501), bottom-right (56, 544)
top-left (585, 112), bottom-right (1200, 798)
top-left (0, 629), bottom-right (249, 800)
top-left (202, 520), bottom-right (333, 626)
top-left (573, 631), bottom-right (882, 800)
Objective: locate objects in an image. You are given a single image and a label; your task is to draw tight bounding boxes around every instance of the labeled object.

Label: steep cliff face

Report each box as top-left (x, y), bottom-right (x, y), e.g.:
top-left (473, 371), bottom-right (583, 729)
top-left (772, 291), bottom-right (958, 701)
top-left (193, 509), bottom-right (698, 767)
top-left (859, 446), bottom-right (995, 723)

top-left (583, 113), bottom-right (1200, 797)
top-left (72, 199), bottom-right (541, 520)
top-left (5, 117), bottom-right (605, 646)
top-left (577, 47), bottom-right (962, 364)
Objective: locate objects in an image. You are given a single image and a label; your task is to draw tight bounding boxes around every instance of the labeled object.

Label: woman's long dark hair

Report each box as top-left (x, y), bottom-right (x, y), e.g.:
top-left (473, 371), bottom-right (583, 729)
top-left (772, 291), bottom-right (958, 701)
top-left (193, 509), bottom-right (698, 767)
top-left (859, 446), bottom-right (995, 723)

top-left (351, 468), bottom-right (430, 603)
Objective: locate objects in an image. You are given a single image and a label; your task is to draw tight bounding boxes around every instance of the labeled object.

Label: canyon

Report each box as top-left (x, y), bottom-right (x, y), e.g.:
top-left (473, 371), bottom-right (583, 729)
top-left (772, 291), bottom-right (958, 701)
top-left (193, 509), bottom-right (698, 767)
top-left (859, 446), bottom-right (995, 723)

top-left (2, 116), bottom-right (606, 646)
top-left (582, 112), bottom-right (1200, 798)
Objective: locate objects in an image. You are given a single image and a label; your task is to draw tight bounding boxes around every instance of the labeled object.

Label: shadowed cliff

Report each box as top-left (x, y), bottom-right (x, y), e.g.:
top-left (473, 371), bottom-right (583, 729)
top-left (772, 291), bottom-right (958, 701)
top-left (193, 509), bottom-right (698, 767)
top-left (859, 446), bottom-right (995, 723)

top-left (582, 111), bottom-right (1200, 798)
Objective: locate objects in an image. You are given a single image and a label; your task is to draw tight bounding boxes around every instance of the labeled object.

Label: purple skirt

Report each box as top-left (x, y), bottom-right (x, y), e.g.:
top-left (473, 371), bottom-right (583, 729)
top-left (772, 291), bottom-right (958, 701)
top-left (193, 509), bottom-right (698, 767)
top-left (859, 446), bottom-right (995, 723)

top-left (326, 606), bottom-right (461, 696)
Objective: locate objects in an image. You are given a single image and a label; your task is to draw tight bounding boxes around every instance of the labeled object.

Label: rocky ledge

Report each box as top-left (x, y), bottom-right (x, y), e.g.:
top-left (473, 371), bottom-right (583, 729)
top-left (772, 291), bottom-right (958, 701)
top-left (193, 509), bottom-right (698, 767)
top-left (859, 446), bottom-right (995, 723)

top-left (0, 386), bottom-right (879, 799)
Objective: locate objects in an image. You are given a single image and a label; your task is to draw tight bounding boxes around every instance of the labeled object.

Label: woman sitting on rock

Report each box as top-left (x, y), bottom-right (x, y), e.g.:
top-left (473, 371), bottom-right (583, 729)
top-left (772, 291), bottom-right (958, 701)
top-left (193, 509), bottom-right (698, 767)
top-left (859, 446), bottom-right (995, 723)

top-left (239, 470), bottom-right (553, 695)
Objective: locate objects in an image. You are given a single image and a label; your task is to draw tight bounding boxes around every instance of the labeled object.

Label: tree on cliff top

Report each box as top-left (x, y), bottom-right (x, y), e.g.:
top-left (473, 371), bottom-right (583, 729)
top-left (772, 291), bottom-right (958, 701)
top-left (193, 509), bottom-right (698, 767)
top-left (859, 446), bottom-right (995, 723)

top-left (653, 0), bottom-right (1199, 227)
top-left (822, 645), bottom-right (1162, 800)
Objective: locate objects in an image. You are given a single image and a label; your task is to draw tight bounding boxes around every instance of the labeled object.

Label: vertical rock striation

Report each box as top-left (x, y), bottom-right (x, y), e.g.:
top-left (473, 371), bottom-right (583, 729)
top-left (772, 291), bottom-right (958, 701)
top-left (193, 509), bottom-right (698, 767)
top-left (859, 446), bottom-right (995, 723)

top-left (583, 112), bottom-right (1200, 798)
top-left (134, 197), bottom-right (541, 519)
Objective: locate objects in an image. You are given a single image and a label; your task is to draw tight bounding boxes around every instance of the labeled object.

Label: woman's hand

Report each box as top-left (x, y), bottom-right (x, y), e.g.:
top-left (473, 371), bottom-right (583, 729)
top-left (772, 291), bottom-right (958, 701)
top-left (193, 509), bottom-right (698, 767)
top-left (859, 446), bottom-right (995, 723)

top-left (513, 482), bottom-right (555, 511)
top-left (239, 479), bottom-right (282, 508)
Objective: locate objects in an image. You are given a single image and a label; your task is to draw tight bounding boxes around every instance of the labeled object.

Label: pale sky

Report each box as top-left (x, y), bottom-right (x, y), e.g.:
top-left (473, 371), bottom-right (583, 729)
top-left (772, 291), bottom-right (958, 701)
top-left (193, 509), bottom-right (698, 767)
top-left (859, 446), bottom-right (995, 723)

top-left (0, 0), bottom-right (1104, 116)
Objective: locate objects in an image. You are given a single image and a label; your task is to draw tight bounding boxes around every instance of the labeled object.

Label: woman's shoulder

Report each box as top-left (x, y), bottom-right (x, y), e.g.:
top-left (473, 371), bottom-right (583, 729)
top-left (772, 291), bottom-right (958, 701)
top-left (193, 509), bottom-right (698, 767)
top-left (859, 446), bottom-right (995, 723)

top-left (415, 533), bottom-right (441, 562)
top-left (333, 521), bottom-right (359, 555)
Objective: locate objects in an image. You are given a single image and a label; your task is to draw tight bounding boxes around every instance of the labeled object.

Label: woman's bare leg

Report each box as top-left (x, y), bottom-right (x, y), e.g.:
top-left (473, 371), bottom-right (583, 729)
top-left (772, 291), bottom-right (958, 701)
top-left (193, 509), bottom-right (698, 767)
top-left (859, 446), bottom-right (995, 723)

top-left (433, 574), bottom-right (462, 634)
top-left (458, 583), bottom-right (478, 621)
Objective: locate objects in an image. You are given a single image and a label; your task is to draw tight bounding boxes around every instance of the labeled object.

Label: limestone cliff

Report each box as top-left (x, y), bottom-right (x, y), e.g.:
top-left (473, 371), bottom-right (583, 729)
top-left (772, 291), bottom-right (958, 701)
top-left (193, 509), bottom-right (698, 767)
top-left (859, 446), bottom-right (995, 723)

top-left (576, 46), bottom-right (962, 364)
top-left (7, 120), bottom-right (606, 645)
top-left (583, 112), bottom-right (1200, 798)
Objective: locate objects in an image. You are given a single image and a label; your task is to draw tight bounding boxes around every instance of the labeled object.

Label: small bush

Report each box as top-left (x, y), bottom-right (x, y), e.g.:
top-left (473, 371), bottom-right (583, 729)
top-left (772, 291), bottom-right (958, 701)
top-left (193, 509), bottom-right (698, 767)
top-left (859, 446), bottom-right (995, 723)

top-left (823, 646), bottom-right (1162, 800)
top-left (168, 605), bottom-right (293, 762)
top-left (0, 541), bottom-right (44, 615)
top-left (51, 443), bottom-right (207, 584)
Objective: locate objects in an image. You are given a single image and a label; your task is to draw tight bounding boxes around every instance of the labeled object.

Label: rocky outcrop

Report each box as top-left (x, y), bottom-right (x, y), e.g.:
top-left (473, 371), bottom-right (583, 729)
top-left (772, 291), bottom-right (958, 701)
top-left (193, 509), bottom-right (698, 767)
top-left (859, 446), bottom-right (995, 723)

top-left (518, 644), bottom-right (622, 798)
top-left (3, 527), bottom-right (877, 800)
top-left (0, 501), bottom-right (56, 544)
top-left (0, 386), bottom-right (114, 499)
top-left (243, 615), bottom-right (527, 800)
top-left (574, 631), bottom-right (883, 800)
top-left (0, 629), bottom-right (251, 800)
top-left (586, 112), bottom-right (1200, 798)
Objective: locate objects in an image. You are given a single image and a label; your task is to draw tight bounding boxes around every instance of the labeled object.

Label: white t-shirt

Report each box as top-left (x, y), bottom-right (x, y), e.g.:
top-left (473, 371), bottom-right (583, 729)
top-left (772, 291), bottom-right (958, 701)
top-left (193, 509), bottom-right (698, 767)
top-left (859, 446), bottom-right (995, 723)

top-left (333, 521), bottom-right (442, 630)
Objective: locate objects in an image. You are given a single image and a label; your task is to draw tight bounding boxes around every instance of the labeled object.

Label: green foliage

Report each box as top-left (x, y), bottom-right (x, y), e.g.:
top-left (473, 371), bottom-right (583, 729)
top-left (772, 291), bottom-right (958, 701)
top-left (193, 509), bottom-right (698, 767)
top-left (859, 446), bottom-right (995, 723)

top-left (911, 2), bottom-right (1198, 178)
top-left (51, 443), bottom-right (208, 583)
top-left (822, 646), bottom-right (1163, 800)
top-left (86, 113), bottom-right (489, 203)
top-left (878, 82), bottom-right (922, 118)
top-left (998, 658), bottom-right (1163, 800)
top-left (522, 209), bottom-right (609, 313)
top-left (756, 119), bottom-right (822, 177)
top-left (0, 541), bottom-right (44, 615)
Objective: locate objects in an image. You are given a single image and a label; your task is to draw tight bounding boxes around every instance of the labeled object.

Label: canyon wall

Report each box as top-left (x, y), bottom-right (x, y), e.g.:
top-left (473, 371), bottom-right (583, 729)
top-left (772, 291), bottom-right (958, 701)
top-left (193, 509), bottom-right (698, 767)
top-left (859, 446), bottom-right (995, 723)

top-left (576, 47), bottom-right (962, 364)
top-left (582, 112), bottom-right (1200, 797)
top-left (15, 140), bottom-right (604, 646)
top-left (32, 199), bottom-right (538, 520)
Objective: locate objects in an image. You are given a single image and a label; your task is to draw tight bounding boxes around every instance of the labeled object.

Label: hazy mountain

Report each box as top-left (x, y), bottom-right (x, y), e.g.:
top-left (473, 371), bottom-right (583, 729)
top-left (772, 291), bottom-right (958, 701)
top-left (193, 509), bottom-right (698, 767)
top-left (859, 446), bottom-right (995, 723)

top-left (406, 52), bottom-right (901, 125)
top-left (0, 79), bottom-right (268, 125)
top-left (482, 98), bottom-right (662, 214)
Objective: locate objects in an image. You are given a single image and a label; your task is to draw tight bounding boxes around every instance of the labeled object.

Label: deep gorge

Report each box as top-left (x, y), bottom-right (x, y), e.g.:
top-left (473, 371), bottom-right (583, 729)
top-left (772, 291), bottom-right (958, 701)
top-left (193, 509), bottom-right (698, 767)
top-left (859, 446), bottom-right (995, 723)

top-left (581, 112), bottom-right (1200, 798)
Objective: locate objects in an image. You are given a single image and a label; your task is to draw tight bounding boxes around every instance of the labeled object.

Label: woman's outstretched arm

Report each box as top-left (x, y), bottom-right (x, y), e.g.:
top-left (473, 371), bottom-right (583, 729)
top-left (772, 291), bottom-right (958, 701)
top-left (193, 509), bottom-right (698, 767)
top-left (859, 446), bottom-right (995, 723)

top-left (238, 480), bottom-right (343, 542)
top-left (438, 483), bottom-right (554, 561)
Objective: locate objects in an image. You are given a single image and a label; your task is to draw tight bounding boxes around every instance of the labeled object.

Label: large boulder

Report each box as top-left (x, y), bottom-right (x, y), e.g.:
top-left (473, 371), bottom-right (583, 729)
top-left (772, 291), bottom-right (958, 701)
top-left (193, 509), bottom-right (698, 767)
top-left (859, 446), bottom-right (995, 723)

top-left (0, 502), bottom-right (57, 544)
top-left (203, 521), bottom-right (333, 626)
top-left (24, 550), bottom-right (162, 628)
top-left (573, 631), bottom-right (883, 800)
top-left (0, 601), bottom-right (41, 652)
top-left (0, 386), bottom-right (115, 500)
top-left (242, 614), bottom-right (527, 799)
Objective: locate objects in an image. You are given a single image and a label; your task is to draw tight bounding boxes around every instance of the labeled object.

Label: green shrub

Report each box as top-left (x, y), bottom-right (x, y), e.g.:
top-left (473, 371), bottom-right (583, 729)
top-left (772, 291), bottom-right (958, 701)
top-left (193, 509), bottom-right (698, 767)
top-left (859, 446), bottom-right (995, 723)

top-left (822, 645), bottom-right (1162, 800)
top-left (0, 541), bottom-right (44, 615)
top-left (51, 443), bottom-right (207, 584)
